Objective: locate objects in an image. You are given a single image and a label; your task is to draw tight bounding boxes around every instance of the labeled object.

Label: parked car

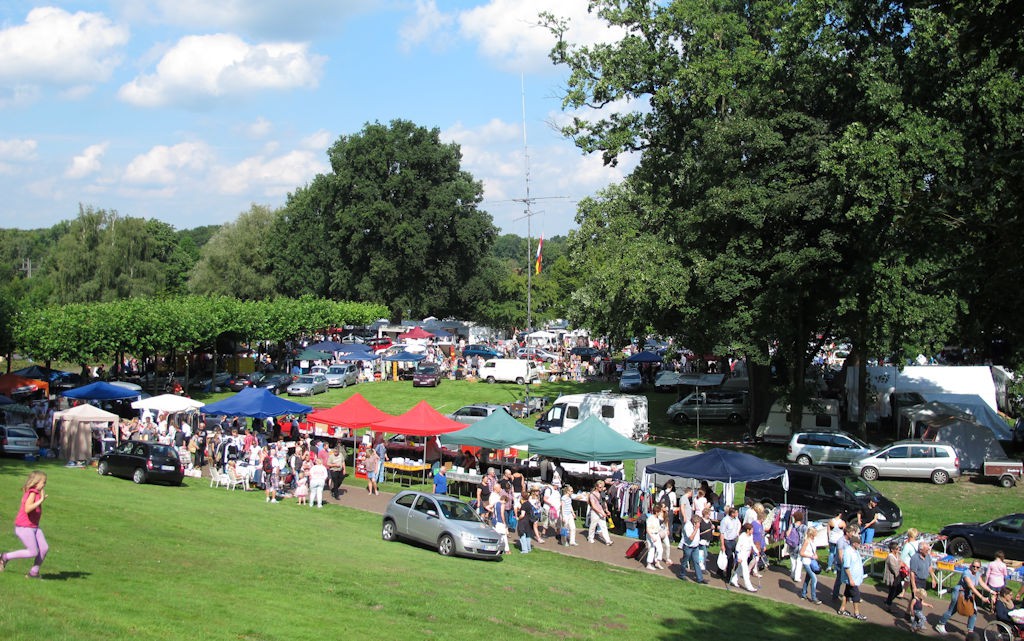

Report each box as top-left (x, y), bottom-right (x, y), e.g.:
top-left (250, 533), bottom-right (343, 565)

top-left (618, 369), bottom-right (644, 392)
top-left (0, 425), bottom-right (39, 457)
top-left (287, 374), bottom-right (329, 396)
top-left (310, 365), bottom-right (330, 377)
top-left (227, 371), bottom-right (266, 392)
top-left (463, 344), bottom-right (500, 359)
top-left (448, 404), bottom-right (510, 425)
top-left (412, 363), bottom-right (443, 387)
top-left (381, 490), bottom-right (502, 559)
top-left (190, 371), bottom-right (233, 391)
top-left (516, 346), bottom-right (559, 362)
top-left (257, 373), bottom-right (293, 395)
top-left (939, 513), bottom-right (1024, 560)
top-left (367, 337), bottom-right (393, 352)
top-left (570, 346), bottom-right (606, 362)
top-left (666, 391), bottom-right (749, 425)
top-left (850, 440), bottom-right (961, 484)
top-left (324, 364), bottom-right (358, 388)
top-left (745, 464), bottom-right (902, 534)
top-left (97, 441), bottom-right (184, 485)
top-left (786, 431), bottom-right (876, 466)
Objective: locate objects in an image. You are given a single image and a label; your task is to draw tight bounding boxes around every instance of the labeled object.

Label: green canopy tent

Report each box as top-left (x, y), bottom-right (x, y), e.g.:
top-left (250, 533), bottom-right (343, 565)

top-left (438, 410), bottom-right (552, 451)
top-left (529, 416), bottom-right (656, 462)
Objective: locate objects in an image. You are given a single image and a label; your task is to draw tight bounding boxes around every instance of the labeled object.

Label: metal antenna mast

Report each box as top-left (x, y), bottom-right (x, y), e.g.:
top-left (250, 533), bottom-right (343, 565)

top-left (513, 75), bottom-right (565, 332)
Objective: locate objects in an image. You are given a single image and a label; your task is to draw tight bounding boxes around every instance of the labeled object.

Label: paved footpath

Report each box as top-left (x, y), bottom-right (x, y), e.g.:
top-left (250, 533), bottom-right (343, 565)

top-left (329, 485), bottom-right (992, 637)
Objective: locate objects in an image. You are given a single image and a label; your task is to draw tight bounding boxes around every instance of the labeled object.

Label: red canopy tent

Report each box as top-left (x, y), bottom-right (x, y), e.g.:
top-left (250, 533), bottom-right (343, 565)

top-left (305, 393), bottom-right (392, 431)
top-left (371, 400), bottom-right (464, 436)
top-left (399, 326), bottom-right (434, 340)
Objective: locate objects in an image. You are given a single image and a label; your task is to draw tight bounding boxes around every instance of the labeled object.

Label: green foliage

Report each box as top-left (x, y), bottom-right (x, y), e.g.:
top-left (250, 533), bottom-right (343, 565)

top-left (270, 119), bottom-right (497, 322)
top-left (188, 204), bottom-right (279, 299)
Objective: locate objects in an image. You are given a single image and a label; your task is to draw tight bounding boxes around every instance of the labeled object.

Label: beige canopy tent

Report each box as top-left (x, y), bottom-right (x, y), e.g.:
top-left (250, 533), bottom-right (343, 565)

top-left (52, 403), bottom-right (119, 461)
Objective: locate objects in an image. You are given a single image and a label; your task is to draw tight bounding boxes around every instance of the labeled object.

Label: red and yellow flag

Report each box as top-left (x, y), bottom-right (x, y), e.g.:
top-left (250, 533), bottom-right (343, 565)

top-left (534, 235), bottom-right (543, 275)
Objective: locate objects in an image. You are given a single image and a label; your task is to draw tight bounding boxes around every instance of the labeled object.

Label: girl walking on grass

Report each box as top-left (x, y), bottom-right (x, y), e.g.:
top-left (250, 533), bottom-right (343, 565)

top-left (1, 471), bottom-right (49, 579)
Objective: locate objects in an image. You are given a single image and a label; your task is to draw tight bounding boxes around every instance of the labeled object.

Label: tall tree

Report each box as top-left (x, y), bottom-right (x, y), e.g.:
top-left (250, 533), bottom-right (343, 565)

top-left (189, 204), bottom-right (279, 300)
top-left (270, 119), bottom-right (497, 321)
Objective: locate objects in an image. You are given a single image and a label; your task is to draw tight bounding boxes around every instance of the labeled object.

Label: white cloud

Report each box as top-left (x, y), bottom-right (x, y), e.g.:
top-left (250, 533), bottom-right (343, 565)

top-left (398, 0), bottom-right (455, 53)
top-left (300, 129), bottom-right (333, 150)
top-left (66, 143), bottom-right (110, 179)
top-left (118, 34), bottom-right (326, 108)
top-left (457, 0), bottom-right (623, 73)
top-left (244, 117), bottom-right (273, 138)
top-left (123, 142), bottom-right (213, 185)
top-left (212, 149), bottom-right (328, 196)
top-left (0, 138), bottom-right (38, 161)
top-left (115, 0), bottom-right (369, 39)
top-left (0, 7), bottom-right (128, 88)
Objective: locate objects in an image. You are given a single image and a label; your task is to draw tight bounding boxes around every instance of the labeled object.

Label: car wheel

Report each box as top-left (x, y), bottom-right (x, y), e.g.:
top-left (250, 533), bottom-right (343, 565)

top-left (515, 377), bottom-right (525, 385)
top-left (486, 376), bottom-right (496, 384)
top-left (342, 380), bottom-right (348, 388)
top-left (382, 519), bottom-right (398, 542)
top-left (860, 466), bottom-right (879, 481)
top-left (947, 536), bottom-right (972, 558)
top-left (437, 533), bottom-right (456, 557)
top-left (97, 461), bottom-right (109, 476)
top-left (796, 454), bottom-right (812, 466)
top-left (132, 468), bottom-right (147, 484)
top-left (727, 413), bottom-right (743, 424)
top-left (931, 469), bottom-right (950, 485)
top-left (999, 474), bottom-right (1015, 488)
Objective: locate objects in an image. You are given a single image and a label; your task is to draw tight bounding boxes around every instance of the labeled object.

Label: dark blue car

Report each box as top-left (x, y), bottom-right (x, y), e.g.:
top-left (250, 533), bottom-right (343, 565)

top-left (462, 344), bottom-right (499, 359)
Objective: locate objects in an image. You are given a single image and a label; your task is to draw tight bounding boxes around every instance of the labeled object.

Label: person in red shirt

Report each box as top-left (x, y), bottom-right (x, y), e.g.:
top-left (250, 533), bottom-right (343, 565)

top-left (1, 470), bottom-right (49, 578)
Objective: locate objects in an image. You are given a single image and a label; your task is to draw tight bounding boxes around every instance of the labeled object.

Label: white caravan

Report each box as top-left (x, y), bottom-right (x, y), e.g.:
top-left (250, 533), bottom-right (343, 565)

top-left (479, 358), bottom-right (540, 385)
top-left (535, 392), bottom-right (650, 441)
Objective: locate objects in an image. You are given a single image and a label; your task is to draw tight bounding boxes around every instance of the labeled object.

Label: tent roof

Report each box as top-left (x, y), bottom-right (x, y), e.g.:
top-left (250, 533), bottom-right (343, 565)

top-left (625, 351), bottom-right (663, 363)
top-left (201, 387), bottom-right (311, 419)
top-left (295, 348), bottom-right (333, 361)
top-left (306, 340), bottom-right (348, 352)
top-left (400, 326), bottom-right (434, 339)
top-left (527, 330), bottom-right (558, 339)
top-left (646, 448), bottom-right (786, 483)
top-left (530, 416), bottom-right (656, 461)
top-left (0, 373), bottom-right (50, 398)
top-left (54, 403), bottom-right (120, 422)
top-left (921, 392), bottom-right (1012, 440)
top-left (675, 373), bottom-right (727, 387)
top-left (306, 393), bottom-right (392, 428)
top-left (13, 365), bottom-right (56, 380)
top-left (131, 394), bottom-right (205, 413)
top-left (438, 411), bottom-right (551, 449)
top-left (62, 380), bottom-right (138, 400)
top-left (370, 400), bottom-right (466, 437)
top-left (382, 350), bottom-right (426, 362)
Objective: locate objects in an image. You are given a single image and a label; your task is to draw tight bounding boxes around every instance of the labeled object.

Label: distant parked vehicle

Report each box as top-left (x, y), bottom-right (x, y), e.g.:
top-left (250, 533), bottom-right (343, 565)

top-left (940, 513), bottom-right (1024, 560)
top-left (850, 440), bottom-right (961, 484)
top-left (227, 372), bottom-right (266, 392)
top-left (516, 347), bottom-right (559, 363)
top-left (413, 363), bottom-right (443, 387)
top-left (786, 431), bottom-right (876, 466)
top-left (324, 364), bottom-right (358, 388)
top-left (287, 374), bottom-right (329, 397)
top-left (618, 369), bottom-right (644, 392)
top-left (463, 344), bottom-right (500, 359)
top-left (257, 373), bottom-right (293, 395)
top-left (448, 404), bottom-right (510, 425)
top-left (97, 441), bottom-right (184, 485)
top-left (0, 425), bottom-right (39, 457)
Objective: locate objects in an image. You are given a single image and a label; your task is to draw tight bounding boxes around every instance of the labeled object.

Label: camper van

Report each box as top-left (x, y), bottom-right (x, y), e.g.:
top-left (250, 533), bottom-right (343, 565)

top-left (754, 398), bottom-right (841, 444)
top-left (535, 392), bottom-right (650, 441)
top-left (479, 358), bottom-right (539, 385)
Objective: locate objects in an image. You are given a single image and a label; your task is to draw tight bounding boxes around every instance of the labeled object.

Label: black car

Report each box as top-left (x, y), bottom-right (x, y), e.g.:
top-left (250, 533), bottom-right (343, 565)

top-left (257, 373), bottom-right (293, 395)
top-left (227, 371), bottom-right (266, 392)
top-left (940, 513), bottom-right (1024, 560)
top-left (570, 346), bottom-right (606, 362)
top-left (98, 441), bottom-right (184, 485)
top-left (745, 464), bottom-right (902, 534)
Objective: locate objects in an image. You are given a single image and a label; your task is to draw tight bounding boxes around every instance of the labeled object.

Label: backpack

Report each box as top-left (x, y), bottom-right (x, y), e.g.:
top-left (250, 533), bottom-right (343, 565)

top-left (785, 524), bottom-right (801, 549)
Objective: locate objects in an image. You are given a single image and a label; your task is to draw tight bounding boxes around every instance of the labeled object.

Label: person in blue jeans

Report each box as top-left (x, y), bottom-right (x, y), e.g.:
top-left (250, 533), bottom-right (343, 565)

top-left (680, 514), bottom-right (707, 583)
top-left (860, 497), bottom-right (880, 544)
top-left (934, 562), bottom-right (997, 634)
top-left (799, 526), bottom-right (821, 603)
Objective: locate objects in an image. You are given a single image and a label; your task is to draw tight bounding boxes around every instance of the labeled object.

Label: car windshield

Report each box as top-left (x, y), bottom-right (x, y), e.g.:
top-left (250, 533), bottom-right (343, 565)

top-left (846, 434), bottom-right (870, 449)
top-left (297, 376), bottom-right (315, 384)
top-left (843, 475), bottom-right (878, 497)
top-left (328, 367), bottom-right (345, 374)
top-left (7, 427), bottom-right (37, 438)
top-left (437, 499), bottom-right (481, 522)
top-left (418, 366), bottom-right (438, 374)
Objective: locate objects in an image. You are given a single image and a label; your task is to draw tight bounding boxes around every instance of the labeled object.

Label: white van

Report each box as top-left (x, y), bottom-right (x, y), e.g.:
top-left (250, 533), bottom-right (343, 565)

top-left (755, 398), bottom-right (841, 443)
top-left (480, 358), bottom-right (539, 385)
top-left (535, 392), bottom-right (650, 441)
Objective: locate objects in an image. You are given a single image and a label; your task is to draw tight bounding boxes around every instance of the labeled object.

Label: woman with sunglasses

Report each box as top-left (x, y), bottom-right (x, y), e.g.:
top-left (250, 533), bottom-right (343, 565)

top-left (934, 560), bottom-right (997, 635)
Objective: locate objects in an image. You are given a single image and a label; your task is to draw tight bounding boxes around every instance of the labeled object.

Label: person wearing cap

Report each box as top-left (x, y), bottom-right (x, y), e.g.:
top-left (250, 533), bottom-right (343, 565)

top-left (861, 497), bottom-right (881, 544)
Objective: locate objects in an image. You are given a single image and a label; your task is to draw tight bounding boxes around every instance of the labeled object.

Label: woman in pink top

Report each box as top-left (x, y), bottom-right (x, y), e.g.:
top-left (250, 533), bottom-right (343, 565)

top-left (986, 550), bottom-right (1009, 592)
top-left (1, 470), bottom-right (49, 578)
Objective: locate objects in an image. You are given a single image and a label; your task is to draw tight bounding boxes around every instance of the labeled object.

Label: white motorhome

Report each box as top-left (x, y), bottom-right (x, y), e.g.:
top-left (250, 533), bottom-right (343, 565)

top-left (479, 358), bottom-right (539, 385)
top-left (535, 392), bottom-right (650, 441)
top-left (754, 398), bottom-right (841, 444)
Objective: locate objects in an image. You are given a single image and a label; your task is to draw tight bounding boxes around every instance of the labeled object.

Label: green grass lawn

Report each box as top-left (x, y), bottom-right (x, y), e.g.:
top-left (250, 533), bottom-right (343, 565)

top-left (0, 459), bottom-right (924, 641)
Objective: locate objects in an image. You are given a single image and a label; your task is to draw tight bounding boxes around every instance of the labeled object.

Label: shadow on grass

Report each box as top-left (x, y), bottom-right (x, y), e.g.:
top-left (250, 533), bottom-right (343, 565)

top-left (38, 570), bottom-right (92, 581)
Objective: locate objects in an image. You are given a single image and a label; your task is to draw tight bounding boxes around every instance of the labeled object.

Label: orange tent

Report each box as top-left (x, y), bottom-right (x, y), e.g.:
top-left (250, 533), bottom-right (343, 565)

top-left (0, 373), bottom-right (49, 398)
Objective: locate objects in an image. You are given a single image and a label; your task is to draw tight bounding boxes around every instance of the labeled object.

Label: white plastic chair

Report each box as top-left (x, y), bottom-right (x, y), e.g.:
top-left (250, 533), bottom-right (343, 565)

top-left (209, 467), bottom-right (228, 489)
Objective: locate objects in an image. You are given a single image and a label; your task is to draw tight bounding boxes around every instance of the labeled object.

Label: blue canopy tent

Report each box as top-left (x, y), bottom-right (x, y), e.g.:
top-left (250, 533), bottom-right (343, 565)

top-left (201, 387), bottom-right (312, 419)
top-left (625, 351), bottom-right (663, 363)
top-left (63, 381), bottom-right (141, 401)
top-left (382, 351), bottom-right (426, 362)
top-left (306, 340), bottom-right (347, 352)
top-left (645, 448), bottom-right (787, 507)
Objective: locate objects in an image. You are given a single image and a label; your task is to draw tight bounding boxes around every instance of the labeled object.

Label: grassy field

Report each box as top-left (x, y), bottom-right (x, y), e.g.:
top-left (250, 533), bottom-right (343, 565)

top-left (0, 459), bottom-right (933, 641)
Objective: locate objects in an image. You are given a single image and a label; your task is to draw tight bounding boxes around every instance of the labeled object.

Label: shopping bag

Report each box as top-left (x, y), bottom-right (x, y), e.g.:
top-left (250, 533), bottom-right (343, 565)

top-left (956, 591), bottom-right (976, 616)
top-left (717, 550), bottom-right (728, 571)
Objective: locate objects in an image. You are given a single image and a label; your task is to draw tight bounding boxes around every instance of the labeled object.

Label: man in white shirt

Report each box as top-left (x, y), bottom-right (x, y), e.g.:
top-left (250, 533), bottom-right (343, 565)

top-left (719, 506), bottom-right (741, 587)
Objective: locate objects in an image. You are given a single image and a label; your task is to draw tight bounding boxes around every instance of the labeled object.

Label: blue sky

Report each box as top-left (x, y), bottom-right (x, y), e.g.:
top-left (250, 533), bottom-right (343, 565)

top-left (0, 1), bottom-right (636, 237)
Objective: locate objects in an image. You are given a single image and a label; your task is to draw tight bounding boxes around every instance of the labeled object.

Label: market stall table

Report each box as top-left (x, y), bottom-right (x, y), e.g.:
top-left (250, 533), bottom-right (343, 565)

top-left (385, 462), bottom-right (431, 487)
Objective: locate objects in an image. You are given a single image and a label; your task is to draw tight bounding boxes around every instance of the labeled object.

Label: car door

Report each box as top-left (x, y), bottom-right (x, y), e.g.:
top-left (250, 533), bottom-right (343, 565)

top-left (408, 495), bottom-right (441, 544)
top-left (881, 445), bottom-right (910, 478)
top-left (109, 442), bottom-right (135, 476)
top-left (828, 434), bottom-right (858, 464)
top-left (973, 515), bottom-right (1024, 559)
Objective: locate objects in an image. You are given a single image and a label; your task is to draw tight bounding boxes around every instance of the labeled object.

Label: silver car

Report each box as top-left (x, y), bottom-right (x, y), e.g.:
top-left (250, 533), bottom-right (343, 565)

top-left (286, 374), bottom-right (328, 396)
top-left (851, 440), bottom-right (961, 484)
top-left (0, 425), bottom-right (39, 457)
top-left (381, 490), bottom-right (502, 560)
top-left (619, 369), bottom-right (644, 392)
top-left (666, 391), bottom-right (749, 424)
top-left (787, 431), bottom-right (875, 466)
top-left (447, 404), bottom-right (509, 425)
top-left (324, 364), bottom-right (358, 388)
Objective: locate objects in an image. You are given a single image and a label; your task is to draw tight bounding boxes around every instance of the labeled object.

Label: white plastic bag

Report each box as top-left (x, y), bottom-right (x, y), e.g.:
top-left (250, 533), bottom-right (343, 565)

top-left (717, 550), bottom-right (728, 571)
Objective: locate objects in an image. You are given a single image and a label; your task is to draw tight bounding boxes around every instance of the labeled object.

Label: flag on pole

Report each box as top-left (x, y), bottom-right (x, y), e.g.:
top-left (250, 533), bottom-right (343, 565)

top-left (534, 235), bottom-right (543, 275)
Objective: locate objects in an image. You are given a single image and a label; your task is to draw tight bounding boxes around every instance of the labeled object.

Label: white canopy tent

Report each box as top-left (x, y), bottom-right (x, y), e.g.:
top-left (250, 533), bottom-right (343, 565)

top-left (131, 394), bottom-right (205, 414)
top-left (52, 403), bottom-right (119, 461)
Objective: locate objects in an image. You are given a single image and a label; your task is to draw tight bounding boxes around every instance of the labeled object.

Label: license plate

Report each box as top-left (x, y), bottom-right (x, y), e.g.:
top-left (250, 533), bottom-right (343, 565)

top-left (481, 545), bottom-right (497, 551)
top-left (160, 465), bottom-right (175, 471)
